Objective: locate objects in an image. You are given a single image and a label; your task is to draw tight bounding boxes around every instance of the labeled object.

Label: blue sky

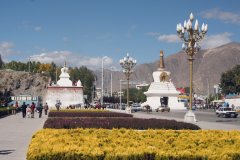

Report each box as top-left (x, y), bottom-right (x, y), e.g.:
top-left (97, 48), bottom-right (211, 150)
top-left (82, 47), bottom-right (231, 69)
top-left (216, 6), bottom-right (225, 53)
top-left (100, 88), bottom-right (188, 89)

top-left (0, 0), bottom-right (240, 70)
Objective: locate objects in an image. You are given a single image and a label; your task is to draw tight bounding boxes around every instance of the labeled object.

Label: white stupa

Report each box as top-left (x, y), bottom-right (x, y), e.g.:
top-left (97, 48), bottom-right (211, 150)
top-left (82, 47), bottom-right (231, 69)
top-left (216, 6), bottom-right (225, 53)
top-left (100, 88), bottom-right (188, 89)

top-left (142, 51), bottom-right (186, 110)
top-left (57, 64), bottom-right (72, 86)
top-left (45, 62), bottom-right (84, 108)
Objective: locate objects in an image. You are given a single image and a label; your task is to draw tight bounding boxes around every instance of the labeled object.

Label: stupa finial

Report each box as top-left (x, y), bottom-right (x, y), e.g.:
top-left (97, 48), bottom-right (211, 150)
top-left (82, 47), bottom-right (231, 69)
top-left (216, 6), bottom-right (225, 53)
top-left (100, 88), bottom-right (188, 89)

top-left (64, 61), bottom-right (67, 67)
top-left (159, 50), bottom-right (165, 70)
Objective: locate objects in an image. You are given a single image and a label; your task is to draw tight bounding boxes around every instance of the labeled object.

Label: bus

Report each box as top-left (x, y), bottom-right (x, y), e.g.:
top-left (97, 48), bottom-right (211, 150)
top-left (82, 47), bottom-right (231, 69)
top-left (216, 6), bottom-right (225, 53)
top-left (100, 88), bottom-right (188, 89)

top-left (9, 95), bottom-right (42, 107)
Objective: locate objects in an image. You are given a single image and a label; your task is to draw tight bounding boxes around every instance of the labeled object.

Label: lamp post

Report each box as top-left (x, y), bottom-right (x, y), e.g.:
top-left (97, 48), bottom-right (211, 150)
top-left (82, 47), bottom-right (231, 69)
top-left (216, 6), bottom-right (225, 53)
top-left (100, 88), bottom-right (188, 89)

top-left (177, 13), bottom-right (207, 122)
top-left (101, 56), bottom-right (108, 105)
top-left (110, 66), bottom-right (114, 97)
top-left (119, 79), bottom-right (126, 110)
top-left (119, 53), bottom-right (137, 112)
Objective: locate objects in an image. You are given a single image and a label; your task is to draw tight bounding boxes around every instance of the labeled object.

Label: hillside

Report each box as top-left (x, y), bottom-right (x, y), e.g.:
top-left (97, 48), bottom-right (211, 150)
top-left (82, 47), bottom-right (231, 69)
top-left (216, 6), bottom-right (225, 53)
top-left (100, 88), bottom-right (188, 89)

top-left (96, 42), bottom-right (240, 95)
top-left (0, 70), bottom-right (49, 99)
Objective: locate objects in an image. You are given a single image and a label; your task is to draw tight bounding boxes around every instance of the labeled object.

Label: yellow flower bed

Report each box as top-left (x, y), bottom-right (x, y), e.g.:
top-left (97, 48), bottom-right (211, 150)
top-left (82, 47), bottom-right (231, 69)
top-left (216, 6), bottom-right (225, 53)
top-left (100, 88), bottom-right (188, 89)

top-left (27, 129), bottom-right (240, 160)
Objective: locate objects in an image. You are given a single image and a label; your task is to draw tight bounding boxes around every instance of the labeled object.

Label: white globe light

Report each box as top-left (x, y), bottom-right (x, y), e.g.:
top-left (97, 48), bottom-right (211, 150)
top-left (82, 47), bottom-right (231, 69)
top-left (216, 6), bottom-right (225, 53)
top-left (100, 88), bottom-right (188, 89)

top-left (184, 20), bottom-right (187, 28)
top-left (194, 19), bottom-right (198, 31)
top-left (205, 24), bottom-right (208, 32)
top-left (190, 13), bottom-right (194, 21)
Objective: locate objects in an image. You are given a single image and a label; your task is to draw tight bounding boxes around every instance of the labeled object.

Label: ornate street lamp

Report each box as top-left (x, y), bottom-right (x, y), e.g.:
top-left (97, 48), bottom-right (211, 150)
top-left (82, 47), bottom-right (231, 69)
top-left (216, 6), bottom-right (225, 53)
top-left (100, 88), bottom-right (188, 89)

top-left (119, 53), bottom-right (137, 112)
top-left (176, 13), bottom-right (208, 122)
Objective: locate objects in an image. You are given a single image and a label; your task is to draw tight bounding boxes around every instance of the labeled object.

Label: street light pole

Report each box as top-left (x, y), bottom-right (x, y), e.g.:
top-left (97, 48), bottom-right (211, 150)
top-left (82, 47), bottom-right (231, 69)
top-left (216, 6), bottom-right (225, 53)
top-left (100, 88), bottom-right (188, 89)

top-left (119, 53), bottom-right (137, 113)
top-left (120, 79), bottom-right (122, 109)
top-left (110, 66), bottom-right (114, 97)
top-left (101, 56), bottom-right (107, 105)
top-left (177, 13), bottom-right (208, 122)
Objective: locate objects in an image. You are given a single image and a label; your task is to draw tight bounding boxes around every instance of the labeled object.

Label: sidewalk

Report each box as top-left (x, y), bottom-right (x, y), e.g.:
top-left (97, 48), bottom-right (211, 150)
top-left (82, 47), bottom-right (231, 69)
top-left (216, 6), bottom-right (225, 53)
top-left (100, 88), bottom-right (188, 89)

top-left (0, 112), bottom-right (47, 160)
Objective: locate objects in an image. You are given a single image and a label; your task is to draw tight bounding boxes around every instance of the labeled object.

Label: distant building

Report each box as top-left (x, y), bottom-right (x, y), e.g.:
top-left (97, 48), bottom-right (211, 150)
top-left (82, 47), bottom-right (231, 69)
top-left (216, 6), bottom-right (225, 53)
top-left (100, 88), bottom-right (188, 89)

top-left (10, 95), bottom-right (42, 106)
top-left (95, 88), bottom-right (102, 100)
top-left (136, 83), bottom-right (149, 90)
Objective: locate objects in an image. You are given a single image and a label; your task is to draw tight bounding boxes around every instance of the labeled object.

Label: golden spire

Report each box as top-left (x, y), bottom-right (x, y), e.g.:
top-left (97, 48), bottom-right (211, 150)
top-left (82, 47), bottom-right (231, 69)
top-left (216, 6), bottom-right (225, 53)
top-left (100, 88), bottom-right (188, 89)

top-left (159, 50), bottom-right (165, 69)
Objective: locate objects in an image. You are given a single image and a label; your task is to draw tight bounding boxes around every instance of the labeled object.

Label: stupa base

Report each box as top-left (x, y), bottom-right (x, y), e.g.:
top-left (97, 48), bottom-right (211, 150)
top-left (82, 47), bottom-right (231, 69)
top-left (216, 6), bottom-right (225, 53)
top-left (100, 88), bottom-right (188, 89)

top-left (184, 110), bottom-right (197, 123)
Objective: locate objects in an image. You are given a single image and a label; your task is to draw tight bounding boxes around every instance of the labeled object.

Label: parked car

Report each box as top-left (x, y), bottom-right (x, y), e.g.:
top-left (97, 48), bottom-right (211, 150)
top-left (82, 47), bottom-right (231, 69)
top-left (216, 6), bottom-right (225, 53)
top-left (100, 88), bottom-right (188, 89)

top-left (156, 105), bottom-right (170, 112)
top-left (216, 107), bottom-right (238, 118)
top-left (131, 103), bottom-right (142, 112)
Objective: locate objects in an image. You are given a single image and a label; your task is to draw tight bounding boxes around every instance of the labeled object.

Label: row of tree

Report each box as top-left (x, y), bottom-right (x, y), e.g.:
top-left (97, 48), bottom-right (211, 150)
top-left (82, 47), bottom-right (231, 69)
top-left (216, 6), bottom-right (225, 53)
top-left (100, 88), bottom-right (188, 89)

top-left (220, 65), bottom-right (240, 95)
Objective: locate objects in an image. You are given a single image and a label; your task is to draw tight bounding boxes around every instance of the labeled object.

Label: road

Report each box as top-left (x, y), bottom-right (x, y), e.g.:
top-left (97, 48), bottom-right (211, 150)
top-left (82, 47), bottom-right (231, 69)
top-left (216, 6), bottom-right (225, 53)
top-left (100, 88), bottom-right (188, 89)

top-left (128, 109), bottom-right (240, 130)
top-left (144, 109), bottom-right (240, 126)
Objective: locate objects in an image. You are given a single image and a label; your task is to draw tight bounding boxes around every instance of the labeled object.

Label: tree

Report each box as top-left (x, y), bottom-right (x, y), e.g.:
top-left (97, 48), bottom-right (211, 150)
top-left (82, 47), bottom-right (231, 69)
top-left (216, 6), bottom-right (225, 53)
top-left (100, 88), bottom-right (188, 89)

top-left (0, 54), bottom-right (4, 69)
top-left (220, 65), bottom-right (240, 95)
top-left (122, 86), bottom-right (148, 103)
top-left (69, 66), bottom-right (95, 101)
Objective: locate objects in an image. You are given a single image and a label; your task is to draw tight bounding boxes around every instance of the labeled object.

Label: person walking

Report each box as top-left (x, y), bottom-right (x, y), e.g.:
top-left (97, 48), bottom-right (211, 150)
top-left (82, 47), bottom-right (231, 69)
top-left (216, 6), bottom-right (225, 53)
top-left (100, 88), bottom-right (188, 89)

top-left (30, 102), bottom-right (35, 118)
top-left (12, 101), bottom-right (18, 115)
top-left (37, 103), bottom-right (43, 118)
top-left (21, 102), bottom-right (27, 118)
top-left (43, 103), bottom-right (49, 115)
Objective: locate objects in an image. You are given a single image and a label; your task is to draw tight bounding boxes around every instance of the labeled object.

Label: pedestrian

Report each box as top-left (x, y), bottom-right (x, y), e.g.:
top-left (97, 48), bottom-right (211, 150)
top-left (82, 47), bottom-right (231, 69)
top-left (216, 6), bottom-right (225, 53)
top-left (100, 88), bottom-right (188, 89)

top-left (43, 103), bottom-right (49, 115)
top-left (37, 103), bottom-right (43, 118)
top-left (27, 105), bottom-right (31, 118)
top-left (55, 101), bottom-right (61, 111)
top-left (21, 102), bottom-right (27, 118)
top-left (30, 102), bottom-right (36, 118)
top-left (12, 101), bottom-right (18, 115)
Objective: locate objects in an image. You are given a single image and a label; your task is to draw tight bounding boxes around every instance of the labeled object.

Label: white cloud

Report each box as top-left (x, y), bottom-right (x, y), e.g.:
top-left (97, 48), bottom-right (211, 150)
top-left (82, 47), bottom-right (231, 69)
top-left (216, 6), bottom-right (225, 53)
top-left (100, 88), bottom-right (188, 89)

top-left (200, 32), bottom-right (232, 49)
top-left (145, 32), bottom-right (160, 36)
top-left (157, 34), bottom-right (180, 43)
top-left (201, 9), bottom-right (240, 25)
top-left (30, 50), bottom-right (113, 69)
top-left (34, 26), bottom-right (42, 32)
top-left (0, 42), bottom-right (16, 58)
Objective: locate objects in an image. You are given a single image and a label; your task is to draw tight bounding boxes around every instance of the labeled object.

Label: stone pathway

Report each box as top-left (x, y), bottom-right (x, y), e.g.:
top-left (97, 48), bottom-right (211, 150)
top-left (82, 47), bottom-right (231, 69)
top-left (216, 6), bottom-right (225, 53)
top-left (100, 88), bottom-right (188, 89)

top-left (0, 112), bottom-right (47, 160)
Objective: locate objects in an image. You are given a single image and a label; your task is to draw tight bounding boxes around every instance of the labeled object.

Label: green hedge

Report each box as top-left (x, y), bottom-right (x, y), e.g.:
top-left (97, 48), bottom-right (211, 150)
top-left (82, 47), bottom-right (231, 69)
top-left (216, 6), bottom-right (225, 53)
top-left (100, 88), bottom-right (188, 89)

top-left (0, 107), bottom-right (14, 117)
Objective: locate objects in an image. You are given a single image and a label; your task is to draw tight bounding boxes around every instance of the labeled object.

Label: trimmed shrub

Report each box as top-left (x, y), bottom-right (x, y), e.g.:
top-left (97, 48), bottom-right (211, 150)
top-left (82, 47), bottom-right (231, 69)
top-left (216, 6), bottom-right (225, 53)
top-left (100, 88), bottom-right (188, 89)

top-left (0, 107), bottom-right (14, 117)
top-left (43, 117), bottom-right (200, 130)
top-left (48, 111), bottom-right (133, 118)
top-left (27, 129), bottom-right (240, 160)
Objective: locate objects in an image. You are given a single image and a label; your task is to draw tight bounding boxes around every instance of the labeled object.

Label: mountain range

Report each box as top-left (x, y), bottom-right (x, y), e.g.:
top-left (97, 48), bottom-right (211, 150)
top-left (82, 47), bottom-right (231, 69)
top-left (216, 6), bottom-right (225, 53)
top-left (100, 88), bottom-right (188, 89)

top-left (95, 42), bottom-right (240, 95)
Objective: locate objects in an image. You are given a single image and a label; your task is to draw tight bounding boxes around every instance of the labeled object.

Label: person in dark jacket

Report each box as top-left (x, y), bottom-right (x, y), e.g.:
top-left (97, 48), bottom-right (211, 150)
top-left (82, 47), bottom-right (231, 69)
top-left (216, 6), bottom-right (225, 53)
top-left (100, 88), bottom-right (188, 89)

top-left (21, 102), bottom-right (27, 118)
top-left (38, 103), bottom-right (43, 118)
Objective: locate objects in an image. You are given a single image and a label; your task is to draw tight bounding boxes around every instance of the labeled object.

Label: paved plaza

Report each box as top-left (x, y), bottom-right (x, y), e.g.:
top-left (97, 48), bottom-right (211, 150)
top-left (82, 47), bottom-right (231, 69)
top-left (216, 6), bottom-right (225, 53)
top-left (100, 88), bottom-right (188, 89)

top-left (0, 112), bottom-right (47, 160)
top-left (0, 110), bottom-right (239, 160)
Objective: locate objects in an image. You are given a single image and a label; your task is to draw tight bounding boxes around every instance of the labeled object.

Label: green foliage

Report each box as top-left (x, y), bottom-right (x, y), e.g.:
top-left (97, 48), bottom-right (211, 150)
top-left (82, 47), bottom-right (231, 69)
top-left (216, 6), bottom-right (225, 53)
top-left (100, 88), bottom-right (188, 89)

top-left (69, 66), bottom-right (95, 101)
top-left (220, 65), bottom-right (240, 95)
top-left (122, 86), bottom-right (148, 103)
top-left (0, 54), bottom-right (4, 69)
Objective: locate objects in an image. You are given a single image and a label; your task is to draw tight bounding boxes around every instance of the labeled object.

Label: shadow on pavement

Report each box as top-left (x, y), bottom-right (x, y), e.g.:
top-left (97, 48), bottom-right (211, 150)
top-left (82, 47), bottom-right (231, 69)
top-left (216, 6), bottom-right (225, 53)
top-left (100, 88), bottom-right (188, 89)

top-left (0, 149), bottom-right (15, 155)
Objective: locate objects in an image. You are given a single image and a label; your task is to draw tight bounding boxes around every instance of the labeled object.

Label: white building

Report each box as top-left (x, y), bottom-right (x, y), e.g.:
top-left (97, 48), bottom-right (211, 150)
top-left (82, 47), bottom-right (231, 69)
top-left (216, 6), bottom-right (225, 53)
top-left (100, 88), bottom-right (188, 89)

top-left (142, 51), bottom-right (186, 110)
top-left (136, 83), bottom-right (149, 90)
top-left (45, 63), bottom-right (84, 108)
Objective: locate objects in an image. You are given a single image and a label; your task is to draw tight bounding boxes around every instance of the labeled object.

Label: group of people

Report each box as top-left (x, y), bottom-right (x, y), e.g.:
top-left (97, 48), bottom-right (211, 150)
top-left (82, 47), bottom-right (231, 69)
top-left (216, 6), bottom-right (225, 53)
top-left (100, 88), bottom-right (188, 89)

top-left (20, 102), bottom-right (49, 118)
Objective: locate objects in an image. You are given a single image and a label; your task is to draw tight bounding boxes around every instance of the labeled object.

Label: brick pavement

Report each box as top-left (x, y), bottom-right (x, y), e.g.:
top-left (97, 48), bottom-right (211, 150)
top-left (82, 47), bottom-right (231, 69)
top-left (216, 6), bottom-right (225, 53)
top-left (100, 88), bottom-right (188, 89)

top-left (0, 112), bottom-right (47, 160)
